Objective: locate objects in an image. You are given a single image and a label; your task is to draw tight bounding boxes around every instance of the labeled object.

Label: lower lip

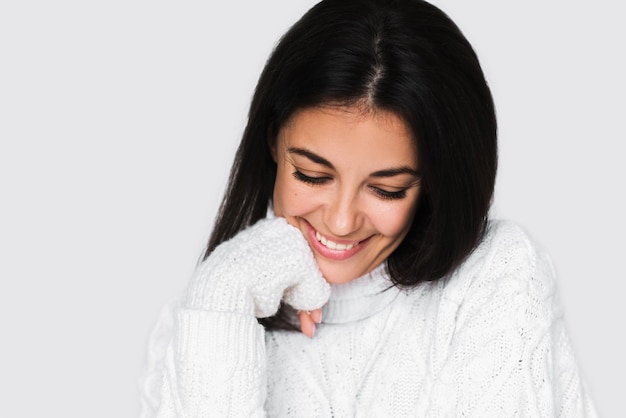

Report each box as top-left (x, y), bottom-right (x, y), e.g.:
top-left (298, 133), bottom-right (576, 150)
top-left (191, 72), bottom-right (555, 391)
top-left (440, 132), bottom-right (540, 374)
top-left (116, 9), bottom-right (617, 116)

top-left (304, 221), bottom-right (368, 261)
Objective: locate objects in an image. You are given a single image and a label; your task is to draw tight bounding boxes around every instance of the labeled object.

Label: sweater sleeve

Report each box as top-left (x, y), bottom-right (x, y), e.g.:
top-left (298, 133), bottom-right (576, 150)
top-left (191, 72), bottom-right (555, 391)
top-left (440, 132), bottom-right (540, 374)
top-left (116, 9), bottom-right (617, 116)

top-left (139, 217), bottom-right (329, 417)
top-left (155, 309), bottom-right (267, 417)
top-left (427, 222), bottom-right (598, 417)
top-left (139, 300), bottom-right (268, 417)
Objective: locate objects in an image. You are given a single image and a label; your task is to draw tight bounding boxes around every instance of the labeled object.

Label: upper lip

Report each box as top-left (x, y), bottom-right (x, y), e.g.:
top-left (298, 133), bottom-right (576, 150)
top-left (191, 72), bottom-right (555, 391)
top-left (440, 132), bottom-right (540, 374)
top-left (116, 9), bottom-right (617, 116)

top-left (315, 230), bottom-right (361, 251)
top-left (305, 220), bottom-right (368, 247)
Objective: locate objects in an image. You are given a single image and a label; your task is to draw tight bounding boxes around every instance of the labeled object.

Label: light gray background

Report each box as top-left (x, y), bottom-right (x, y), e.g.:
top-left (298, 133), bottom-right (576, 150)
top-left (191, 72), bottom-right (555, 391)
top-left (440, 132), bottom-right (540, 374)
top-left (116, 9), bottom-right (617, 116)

top-left (1, 1), bottom-right (623, 416)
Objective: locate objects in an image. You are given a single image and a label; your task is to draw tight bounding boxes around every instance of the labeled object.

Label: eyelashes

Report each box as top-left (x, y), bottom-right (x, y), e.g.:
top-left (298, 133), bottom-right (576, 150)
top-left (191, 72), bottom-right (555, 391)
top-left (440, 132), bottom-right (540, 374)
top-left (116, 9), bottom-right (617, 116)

top-left (292, 170), bottom-right (329, 185)
top-left (291, 170), bottom-right (408, 201)
top-left (373, 188), bottom-right (407, 200)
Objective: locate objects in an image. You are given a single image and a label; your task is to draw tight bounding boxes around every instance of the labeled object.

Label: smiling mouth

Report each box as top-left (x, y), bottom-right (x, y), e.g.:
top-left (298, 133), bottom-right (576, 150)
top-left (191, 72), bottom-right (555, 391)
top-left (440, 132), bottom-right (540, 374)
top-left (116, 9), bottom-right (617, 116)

top-left (315, 231), bottom-right (360, 251)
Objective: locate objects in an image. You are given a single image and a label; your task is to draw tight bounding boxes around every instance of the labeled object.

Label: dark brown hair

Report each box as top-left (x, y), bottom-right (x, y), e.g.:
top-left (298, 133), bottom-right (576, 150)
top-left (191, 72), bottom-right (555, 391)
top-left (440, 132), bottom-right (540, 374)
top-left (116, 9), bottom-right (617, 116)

top-left (204, 0), bottom-right (497, 330)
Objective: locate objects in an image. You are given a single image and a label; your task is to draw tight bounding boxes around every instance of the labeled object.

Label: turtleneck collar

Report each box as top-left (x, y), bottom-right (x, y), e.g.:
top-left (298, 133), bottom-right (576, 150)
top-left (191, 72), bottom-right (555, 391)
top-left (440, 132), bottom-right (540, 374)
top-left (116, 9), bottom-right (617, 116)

top-left (321, 263), bottom-right (401, 324)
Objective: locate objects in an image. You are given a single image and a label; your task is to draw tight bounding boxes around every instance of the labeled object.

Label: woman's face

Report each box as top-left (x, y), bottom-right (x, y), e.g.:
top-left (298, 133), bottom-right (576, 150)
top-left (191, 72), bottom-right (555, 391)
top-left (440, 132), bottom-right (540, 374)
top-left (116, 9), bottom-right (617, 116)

top-left (272, 106), bottom-right (422, 284)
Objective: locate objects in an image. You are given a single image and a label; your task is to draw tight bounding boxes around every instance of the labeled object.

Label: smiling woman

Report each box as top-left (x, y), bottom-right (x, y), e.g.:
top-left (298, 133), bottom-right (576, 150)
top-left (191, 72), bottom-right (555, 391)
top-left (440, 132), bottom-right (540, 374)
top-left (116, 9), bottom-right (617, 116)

top-left (272, 106), bottom-right (421, 285)
top-left (139, 0), bottom-right (598, 416)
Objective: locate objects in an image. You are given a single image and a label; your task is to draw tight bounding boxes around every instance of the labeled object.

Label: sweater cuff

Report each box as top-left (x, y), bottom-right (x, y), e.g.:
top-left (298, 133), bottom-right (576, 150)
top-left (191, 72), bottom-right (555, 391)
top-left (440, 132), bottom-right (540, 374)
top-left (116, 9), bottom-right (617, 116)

top-left (169, 309), bottom-right (267, 414)
top-left (175, 309), bottom-right (265, 373)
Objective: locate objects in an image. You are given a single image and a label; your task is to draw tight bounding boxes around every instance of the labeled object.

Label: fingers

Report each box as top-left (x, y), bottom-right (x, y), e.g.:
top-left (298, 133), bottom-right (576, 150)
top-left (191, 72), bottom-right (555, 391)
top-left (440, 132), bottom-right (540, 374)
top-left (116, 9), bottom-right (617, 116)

top-left (283, 275), bottom-right (331, 312)
top-left (298, 308), bottom-right (323, 338)
top-left (309, 309), bottom-right (322, 324)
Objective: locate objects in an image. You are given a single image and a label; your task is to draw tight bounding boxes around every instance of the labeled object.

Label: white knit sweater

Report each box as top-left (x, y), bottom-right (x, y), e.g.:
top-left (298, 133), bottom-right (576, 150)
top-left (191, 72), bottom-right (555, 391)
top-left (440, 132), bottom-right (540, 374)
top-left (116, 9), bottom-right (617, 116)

top-left (140, 220), bottom-right (597, 417)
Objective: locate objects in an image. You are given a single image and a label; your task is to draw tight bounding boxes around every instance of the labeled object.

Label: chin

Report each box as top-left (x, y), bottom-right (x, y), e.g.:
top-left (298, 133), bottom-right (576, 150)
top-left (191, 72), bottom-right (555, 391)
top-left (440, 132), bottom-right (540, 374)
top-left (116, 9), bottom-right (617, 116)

top-left (316, 260), bottom-right (374, 285)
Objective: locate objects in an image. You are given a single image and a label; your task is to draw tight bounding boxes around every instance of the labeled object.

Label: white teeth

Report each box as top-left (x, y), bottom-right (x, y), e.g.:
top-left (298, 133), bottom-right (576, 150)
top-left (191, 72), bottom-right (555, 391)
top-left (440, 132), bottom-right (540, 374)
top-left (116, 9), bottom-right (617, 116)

top-left (315, 231), bottom-right (357, 251)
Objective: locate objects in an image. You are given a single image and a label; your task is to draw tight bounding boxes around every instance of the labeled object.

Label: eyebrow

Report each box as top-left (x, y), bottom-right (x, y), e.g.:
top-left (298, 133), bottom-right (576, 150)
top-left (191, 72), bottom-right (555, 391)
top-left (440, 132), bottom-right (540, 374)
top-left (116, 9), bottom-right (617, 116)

top-left (287, 147), bottom-right (420, 178)
top-left (288, 147), bottom-right (335, 169)
top-left (370, 167), bottom-right (420, 178)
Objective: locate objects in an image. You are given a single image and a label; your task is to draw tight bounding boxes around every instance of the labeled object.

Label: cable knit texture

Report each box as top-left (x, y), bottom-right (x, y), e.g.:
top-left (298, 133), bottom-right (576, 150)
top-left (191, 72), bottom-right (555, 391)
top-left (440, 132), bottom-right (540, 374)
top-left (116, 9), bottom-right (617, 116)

top-left (139, 219), bottom-right (598, 417)
top-left (185, 216), bottom-right (330, 317)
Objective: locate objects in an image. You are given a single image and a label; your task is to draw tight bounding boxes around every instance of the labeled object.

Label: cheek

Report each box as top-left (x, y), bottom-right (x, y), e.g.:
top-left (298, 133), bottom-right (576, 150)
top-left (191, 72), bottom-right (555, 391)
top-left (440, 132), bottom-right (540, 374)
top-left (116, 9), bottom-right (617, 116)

top-left (369, 201), bottom-right (417, 239)
top-left (273, 174), bottom-right (318, 218)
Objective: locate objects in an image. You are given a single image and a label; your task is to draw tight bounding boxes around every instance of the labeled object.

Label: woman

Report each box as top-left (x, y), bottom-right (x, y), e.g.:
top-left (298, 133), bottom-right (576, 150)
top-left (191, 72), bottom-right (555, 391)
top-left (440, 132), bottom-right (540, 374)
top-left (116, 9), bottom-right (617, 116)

top-left (141, 0), bottom-right (597, 415)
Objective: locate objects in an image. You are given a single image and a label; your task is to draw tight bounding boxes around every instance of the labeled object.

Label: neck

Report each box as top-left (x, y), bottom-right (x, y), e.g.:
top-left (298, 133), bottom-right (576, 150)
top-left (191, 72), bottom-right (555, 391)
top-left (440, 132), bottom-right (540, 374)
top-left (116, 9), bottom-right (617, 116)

top-left (322, 264), bottom-right (400, 324)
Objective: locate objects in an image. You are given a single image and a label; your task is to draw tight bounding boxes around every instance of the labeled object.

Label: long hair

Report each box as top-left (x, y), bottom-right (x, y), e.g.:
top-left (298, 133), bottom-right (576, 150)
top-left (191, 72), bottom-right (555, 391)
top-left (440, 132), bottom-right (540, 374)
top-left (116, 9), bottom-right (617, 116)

top-left (204, 0), bottom-right (497, 330)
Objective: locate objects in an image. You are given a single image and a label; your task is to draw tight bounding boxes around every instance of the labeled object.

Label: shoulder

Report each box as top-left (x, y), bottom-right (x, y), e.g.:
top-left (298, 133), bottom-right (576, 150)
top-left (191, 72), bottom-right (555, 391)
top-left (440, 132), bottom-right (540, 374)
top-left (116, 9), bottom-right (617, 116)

top-left (423, 222), bottom-right (595, 416)
top-left (474, 219), bottom-right (541, 271)
top-left (443, 219), bottom-right (558, 318)
top-left (469, 219), bottom-right (553, 284)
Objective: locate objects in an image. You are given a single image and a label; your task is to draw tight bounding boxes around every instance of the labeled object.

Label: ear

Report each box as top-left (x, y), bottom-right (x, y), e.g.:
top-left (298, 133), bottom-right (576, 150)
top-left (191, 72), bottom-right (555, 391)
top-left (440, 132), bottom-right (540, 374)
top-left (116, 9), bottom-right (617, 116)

top-left (269, 141), bottom-right (278, 163)
top-left (268, 125), bottom-right (278, 163)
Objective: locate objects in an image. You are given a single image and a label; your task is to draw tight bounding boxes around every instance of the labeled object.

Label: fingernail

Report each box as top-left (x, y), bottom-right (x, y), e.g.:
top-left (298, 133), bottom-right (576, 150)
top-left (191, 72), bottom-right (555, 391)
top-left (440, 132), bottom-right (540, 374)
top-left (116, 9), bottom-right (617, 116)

top-left (311, 310), bottom-right (322, 324)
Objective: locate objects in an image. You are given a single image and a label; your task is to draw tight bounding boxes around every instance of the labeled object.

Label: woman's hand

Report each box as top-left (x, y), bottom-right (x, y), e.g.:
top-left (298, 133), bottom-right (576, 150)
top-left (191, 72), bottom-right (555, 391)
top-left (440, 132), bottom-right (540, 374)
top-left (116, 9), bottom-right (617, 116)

top-left (185, 217), bottom-right (330, 320)
top-left (298, 308), bottom-right (323, 338)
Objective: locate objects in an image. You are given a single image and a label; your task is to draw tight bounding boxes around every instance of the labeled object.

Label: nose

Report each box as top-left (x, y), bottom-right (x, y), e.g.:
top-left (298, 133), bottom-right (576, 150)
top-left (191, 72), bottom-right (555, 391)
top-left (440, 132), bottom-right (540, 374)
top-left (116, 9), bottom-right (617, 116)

top-left (323, 187), bottom-right (363, 237)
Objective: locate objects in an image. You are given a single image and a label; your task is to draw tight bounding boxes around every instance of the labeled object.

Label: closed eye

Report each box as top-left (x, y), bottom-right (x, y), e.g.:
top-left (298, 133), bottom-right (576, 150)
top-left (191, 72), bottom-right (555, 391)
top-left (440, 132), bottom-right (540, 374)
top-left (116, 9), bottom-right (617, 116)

top-left (293, 169), bottom-right (413, 200)
top-left (369, 186), bottom-right (407, 200)
top-left (292, 170), bottom-right (331, 185)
